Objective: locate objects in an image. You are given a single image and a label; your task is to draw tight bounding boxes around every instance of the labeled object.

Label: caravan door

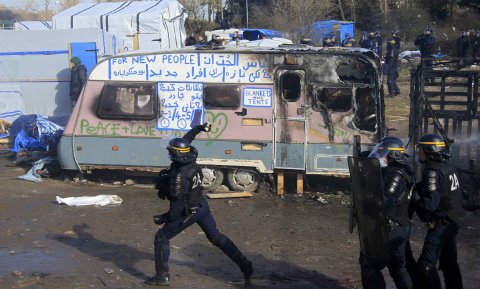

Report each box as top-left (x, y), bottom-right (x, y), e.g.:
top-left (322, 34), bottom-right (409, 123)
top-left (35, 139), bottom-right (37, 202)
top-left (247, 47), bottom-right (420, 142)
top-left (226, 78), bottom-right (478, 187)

top-left (273, 68), bottom-right (307, 170)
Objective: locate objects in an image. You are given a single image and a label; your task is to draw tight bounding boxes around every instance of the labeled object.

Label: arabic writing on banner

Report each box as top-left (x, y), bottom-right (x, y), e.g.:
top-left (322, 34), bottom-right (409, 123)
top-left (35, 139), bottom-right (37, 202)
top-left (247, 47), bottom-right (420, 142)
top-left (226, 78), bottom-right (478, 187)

top-left (106, 53), bottom-right (273, 83)
top-left (157, 82), bottom-right (204, 131)
top-left (243, 87), bottom-right (272, 107)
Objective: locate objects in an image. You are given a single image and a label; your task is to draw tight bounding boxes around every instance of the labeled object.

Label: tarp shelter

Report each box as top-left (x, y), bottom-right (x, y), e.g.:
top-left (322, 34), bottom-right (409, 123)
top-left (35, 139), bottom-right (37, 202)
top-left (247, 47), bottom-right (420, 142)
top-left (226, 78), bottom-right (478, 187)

top-left (53, 0), bottom-right (188, 52)
top-left (241, 29), bottom-right (285, 41)
top-left (312, 20), bottom-right (355, 43)
top-left (0, 28), bottom-right (116, 119)
top-left (15, 21), bottom-right (52, 30)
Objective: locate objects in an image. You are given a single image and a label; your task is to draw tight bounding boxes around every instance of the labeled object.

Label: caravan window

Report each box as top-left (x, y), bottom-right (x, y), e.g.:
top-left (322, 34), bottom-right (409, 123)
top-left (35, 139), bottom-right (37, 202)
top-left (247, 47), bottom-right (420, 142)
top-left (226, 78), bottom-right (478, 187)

top-left (312, 87), bottom-right (352, 112)
top-left (97, 82), bottom-right (157, 120)
top-left (203, 84), bottom-right (241, 109)
top-left (280, 72), bottom-right (302, 102)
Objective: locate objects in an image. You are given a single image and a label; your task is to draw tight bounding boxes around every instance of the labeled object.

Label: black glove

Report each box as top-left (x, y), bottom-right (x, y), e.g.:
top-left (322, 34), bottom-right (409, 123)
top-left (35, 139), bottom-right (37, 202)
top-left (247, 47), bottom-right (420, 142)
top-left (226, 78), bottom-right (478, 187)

top-left (153, 213), bottom-right (168, 225)
top-left (200, 122), bottom-right (211, 132)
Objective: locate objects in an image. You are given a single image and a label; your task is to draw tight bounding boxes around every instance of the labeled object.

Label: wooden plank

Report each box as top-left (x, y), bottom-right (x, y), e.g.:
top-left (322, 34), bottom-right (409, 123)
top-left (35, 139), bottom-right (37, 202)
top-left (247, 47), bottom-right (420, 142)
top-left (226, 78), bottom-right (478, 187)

top-left (206, 192), bottom-right (253, 199)
top-left (277, 172), bottom-right (284, 195)
top-left (296, 173), bottom-right (303, 195)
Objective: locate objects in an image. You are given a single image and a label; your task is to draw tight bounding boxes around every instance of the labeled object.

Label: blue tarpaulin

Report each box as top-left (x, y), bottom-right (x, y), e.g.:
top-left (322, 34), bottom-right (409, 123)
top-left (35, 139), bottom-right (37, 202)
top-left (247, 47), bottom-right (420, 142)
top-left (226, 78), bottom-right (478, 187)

top-left (9, 114), bottom-right (65, 153)
top-left (241, 29), bottom-right (285, 41)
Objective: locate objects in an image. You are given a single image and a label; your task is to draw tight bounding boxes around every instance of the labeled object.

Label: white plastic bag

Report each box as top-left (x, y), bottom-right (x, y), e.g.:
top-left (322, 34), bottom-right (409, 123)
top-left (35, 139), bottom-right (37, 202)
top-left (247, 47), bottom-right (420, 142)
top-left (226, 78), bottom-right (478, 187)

top-left (56, 195), bottom-right (123, 206)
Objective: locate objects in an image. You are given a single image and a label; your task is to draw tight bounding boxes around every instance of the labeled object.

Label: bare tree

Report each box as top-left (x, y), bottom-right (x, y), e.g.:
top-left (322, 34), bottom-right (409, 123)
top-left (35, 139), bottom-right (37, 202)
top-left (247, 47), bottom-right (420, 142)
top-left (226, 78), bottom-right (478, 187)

top-left (60, 0), bottom-right (81, 10)
top-left (252, 0), bottom-right (335, 42)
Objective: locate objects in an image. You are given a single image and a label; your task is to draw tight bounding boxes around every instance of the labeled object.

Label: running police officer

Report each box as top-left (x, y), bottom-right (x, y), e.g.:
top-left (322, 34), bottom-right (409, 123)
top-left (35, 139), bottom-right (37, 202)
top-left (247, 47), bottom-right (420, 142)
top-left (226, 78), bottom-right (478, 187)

top-left (145, 123), bottom-right (253, 286)
top-left (414, 133), bottom-right (464, 289)
top-left (359, 137), bottom-right (415, 289)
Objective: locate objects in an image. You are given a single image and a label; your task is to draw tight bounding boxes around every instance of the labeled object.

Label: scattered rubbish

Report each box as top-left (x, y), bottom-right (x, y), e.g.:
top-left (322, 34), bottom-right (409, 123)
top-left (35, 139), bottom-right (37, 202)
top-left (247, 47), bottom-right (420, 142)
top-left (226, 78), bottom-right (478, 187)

top-left (32, 272), bottom-right (49, 278)
top-left (214, 185), bottom-right (229, 192)
top-left (124, 179), bottom-right (135, 186)
top-left (17, 157), bottom-right (57, 182)
top-left (56, 195), bottom-right (123, 206)
top-left (103, 267), bottom-right (114, 274)
top-left (64, 230), bottom-right (77, 236)
top-left (316, 196), bottom-right (328, 204)
top-left (206, 192), bottom-right (252, 199)
top-left (11, 271), bottom-right (22, 276)
top-left (113, 181), bottom-right (122, 186)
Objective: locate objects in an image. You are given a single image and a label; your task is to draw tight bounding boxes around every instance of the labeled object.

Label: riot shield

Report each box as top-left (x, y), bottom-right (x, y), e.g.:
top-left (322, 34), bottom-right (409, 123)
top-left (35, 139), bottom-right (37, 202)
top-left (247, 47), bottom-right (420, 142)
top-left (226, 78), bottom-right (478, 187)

top-left (348, 156), bottom-right (390, 263)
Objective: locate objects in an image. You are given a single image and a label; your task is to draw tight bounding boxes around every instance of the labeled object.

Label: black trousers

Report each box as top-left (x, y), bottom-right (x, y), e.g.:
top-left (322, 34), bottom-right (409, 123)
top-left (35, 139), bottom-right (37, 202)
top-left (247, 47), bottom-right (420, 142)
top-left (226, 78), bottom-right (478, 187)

top-left (385, 63), bottom-right (400, 96)
top-left (418, 220), bottom-right (463, 289)
top-left (153, 197), bottom-right (247, 273)
top-left (360, 224), bottom-right (413, 289)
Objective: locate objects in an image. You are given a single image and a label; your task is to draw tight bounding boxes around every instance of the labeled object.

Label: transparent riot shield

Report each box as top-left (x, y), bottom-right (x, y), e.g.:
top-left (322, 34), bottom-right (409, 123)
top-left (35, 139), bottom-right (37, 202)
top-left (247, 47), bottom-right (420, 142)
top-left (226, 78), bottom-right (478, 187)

top-left (348, 156), bottom-right (390, 263)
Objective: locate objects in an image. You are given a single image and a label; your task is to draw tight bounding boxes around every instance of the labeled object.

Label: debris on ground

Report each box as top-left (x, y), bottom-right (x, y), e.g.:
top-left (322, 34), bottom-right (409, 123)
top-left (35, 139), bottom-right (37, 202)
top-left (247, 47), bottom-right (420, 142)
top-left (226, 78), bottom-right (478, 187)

top-left (55, 195), bottom-right (123, 206)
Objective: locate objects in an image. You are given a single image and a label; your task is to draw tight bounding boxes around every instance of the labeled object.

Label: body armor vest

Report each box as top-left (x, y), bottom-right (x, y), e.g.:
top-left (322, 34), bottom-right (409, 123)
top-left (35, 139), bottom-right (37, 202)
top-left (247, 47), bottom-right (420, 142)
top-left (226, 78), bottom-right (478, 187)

top-left (383, 162), bottom-right (414, 226)
top-left (425, 161), bottom-right (464, 222)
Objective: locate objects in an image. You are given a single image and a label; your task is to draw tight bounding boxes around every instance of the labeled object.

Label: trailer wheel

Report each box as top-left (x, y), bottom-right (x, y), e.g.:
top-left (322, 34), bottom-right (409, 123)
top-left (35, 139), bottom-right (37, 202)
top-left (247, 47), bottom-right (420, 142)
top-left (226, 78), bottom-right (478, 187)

top-left (227, 169), bottom-right (259, 192)
top-left (201, 167), bottom-right (224, 191)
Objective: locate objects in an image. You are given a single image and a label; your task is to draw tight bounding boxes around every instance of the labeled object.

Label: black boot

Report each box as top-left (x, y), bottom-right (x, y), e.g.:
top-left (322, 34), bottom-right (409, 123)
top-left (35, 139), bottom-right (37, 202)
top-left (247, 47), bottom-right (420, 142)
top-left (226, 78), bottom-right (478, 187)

top-left (144, 272), bottom-right (170, 286)
top-left (240, 259), bottom-right (253, 286)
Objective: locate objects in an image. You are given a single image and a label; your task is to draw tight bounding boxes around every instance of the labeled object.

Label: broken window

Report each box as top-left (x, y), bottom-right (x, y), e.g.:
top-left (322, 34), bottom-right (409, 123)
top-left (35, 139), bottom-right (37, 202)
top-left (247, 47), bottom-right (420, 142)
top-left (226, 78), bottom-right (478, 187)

top-left (203, 84), bottom-right (241, 109)
top-left (353, 87), bottom-right (377, 132)
top-left (97, 82), bottom-right (157, 120)
top-left (335, 58), bottom-right (374, 84)
top-left (312, 87), bottom-right (352, 112)
top-left (280, 72), bottom-right (302, 102)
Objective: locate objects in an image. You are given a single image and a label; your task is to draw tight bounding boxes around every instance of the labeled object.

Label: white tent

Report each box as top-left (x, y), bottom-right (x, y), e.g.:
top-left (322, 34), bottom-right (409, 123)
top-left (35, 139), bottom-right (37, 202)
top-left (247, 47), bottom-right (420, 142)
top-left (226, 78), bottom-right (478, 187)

top-left (53, 0), bottom-right (188, 52)
top-left (15, 21), bottom-right (53, 30)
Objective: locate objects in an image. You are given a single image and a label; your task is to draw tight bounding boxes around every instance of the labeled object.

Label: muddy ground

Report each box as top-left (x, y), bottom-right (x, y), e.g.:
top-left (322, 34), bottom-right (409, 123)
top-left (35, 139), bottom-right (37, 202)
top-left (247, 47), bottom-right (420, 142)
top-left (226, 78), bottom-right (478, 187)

top-left (1, 81), bottom-right (480, 289)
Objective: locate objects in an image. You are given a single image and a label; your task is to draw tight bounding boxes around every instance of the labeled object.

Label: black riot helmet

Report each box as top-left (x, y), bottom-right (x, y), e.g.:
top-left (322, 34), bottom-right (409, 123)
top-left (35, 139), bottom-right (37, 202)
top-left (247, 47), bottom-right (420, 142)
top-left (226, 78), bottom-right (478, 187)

top-left (167, 138), bottom-right (198, 163)
top-left (369, 136), bottom-right (408, 166)
top-left (417, 133), bottom-right (451, 162)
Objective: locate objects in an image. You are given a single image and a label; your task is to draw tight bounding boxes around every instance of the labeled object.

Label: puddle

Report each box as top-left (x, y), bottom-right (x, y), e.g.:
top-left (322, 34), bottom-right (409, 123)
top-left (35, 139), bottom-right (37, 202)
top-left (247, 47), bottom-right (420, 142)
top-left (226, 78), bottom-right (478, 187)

top-left (0, 248), bottom-right (78, 274)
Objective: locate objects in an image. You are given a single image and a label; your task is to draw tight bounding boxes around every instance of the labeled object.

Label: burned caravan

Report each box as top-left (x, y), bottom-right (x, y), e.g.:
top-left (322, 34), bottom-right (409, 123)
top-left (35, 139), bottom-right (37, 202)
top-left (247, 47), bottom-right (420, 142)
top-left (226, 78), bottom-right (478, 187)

top-left (58, 45), bottom-right (384, 191)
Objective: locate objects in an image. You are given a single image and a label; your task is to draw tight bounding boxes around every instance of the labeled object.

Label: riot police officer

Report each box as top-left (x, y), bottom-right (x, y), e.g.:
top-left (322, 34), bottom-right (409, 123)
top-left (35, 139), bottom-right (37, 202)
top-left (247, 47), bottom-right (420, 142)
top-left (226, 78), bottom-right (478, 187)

top-left (385, 37), bottom-right (400, 97)
top-left (414, 27), bottom-right (436, 82)
top-left (145, 123), bottom-right (253, 286)
top-left (456, 30), bottom-right (470, 59)
top-left (341, 33), bottom-right (355, 47)
top-left (414, 133), bottom-right (464, 289)
top-left (360, 137), bottom-right (415, 289)
top-left (472, 29), bottom-right (480, 59)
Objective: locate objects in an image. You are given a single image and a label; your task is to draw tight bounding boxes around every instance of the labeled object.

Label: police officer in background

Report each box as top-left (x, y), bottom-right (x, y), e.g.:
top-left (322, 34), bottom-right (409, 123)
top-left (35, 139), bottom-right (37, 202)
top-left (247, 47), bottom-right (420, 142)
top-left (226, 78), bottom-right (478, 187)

top-left (414, 27), bottom-right (436, 77)
top-left (360, 137), bottom-right (415, 289)
top-left (341, 33), bottom-right (355, 47)
top-left (385, 37), bottom-right (401, 97)
top-left (392, 30), bottom-right (401, 50)
top-left (472, 29), bottom-right (480, 59)
top-left (145, 123), bottom-right (253, 286)
top-left (414, 134), bottom-right (464, 289)
top-left (456, 30), bottom-right (470, 59)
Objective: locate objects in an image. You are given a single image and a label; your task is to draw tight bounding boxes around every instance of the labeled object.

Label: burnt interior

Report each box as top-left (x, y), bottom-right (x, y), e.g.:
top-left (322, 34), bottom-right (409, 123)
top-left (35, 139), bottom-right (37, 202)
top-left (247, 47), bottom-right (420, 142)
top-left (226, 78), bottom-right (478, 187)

top-left (97, 82), bottom-right (157, 120)
top-left (281, 72), bottom-right (302, 102)
top-left (203, 84), bottom-right (241, 109)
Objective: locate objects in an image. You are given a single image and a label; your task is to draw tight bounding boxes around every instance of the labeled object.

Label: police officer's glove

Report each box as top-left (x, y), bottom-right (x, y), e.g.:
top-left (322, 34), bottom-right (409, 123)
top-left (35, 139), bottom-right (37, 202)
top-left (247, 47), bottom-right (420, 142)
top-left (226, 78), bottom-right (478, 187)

top-left (427, 219), bottom-right (436, 229)
top-left (200, 121), bottom-right (211, 132)
top-left (153, 214), bottom-right (168, 225)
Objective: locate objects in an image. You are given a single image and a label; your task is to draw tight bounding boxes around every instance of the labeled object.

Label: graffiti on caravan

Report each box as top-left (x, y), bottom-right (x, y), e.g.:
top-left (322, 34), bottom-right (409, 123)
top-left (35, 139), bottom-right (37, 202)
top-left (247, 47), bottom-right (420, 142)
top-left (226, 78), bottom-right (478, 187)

top-left (108, 53), bottom-right (273, 84)
top-left (157, 82), bottom-right (204, 131)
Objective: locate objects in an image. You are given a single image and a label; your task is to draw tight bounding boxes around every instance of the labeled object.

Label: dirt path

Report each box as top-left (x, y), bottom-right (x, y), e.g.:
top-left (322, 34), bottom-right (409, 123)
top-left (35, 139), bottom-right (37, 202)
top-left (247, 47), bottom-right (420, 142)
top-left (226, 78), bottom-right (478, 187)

top-left (1, 150), bottom-right (480, 289)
